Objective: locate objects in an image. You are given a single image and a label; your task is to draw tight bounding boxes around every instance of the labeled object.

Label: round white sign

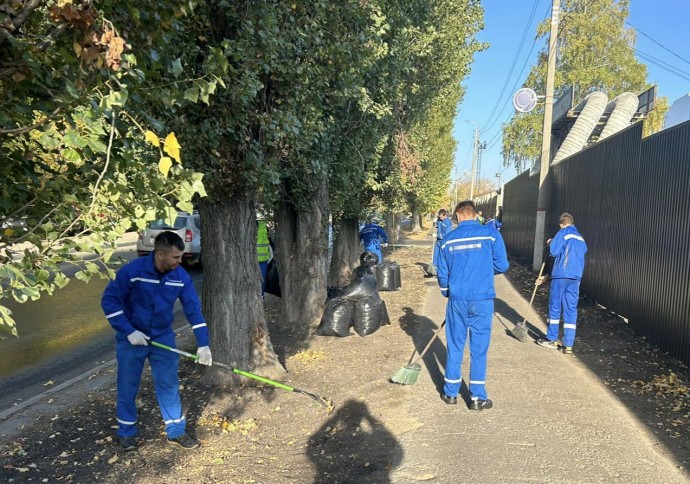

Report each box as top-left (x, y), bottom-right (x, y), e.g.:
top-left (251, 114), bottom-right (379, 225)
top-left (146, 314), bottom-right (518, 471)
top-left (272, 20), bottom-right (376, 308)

top-left (513, 87), bottom-right (538, 113)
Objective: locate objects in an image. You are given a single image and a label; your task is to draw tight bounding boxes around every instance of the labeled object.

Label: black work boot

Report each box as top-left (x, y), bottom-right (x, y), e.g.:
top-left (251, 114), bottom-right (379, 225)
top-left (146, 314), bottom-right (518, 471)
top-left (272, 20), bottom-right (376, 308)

top-left (469, 398), bottom-right (493, 411)
top-left (167, 433), bottom-right (200, 450)
top-left (440, 393), bottom-right (457, 405)
top-left (119, 436), bottom-right (138, 452)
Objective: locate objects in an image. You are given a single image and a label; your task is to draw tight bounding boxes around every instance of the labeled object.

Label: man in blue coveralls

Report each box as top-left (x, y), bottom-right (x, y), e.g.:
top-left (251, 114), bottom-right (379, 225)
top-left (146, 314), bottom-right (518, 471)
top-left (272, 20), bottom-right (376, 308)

top-left (359, 219), bottom-right (388, 264)
top-left (437, 201), bottom-right (509, 410)
top-left (432, 208), bottom-right (452, 272)
top-left (536, 212), bottom-right (588, 354)
top-left (102, 231), bottom-right (212, 451)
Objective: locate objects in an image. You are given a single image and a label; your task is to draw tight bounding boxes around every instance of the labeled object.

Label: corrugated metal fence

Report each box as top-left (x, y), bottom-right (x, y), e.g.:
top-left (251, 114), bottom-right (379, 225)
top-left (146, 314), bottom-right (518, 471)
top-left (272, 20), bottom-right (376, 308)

top-left (501, 120), bottom-right (690, 364)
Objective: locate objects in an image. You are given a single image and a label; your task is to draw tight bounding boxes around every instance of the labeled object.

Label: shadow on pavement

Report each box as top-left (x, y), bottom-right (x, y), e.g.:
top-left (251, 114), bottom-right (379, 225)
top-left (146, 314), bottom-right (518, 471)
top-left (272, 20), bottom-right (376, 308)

top-left (307, 399), bottom-right (403, 483)
top-left (398, 307), bottom-right (447, 394)
top-left (494, 297), bottom-right (545, 342)
top-left (502, 255), bottom-right (690, 470)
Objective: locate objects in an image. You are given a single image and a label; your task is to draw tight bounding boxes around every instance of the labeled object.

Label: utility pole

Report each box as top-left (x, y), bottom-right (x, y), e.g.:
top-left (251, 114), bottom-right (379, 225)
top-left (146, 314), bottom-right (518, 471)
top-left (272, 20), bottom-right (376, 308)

top-left (532, 0), bottom-right (559, 271)
top-left (475, 141), bottom-right (487, 193)
top-left (469, 123), bottom-right (479, 199)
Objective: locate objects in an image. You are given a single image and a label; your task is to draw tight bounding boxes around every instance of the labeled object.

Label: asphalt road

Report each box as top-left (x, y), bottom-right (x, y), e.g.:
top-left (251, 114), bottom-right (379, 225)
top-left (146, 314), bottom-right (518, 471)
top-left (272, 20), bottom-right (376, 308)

top-left (0, 244), bottom-right (203, 414)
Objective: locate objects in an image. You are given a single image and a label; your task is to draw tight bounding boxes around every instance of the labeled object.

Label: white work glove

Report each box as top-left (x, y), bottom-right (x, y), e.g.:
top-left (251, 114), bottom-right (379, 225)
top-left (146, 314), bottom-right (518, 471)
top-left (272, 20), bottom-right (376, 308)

top-left (127, 330), bottom-right (150, 346)
top-left (382, 243), bottom-right (388, 248)
top-left (197, 346), bottom-right (213, 366)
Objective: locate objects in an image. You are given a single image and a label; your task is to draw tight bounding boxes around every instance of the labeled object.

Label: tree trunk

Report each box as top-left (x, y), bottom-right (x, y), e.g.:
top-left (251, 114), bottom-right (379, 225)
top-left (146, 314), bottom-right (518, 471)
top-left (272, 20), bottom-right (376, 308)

top-left (327, 217), bottom-right (359, 288)
top-left (384, 212), bottom-right (399, 244)
top-left (410, 210), bottom-right (422, 232)
top-left (199, 196), bottom-right (284, 386)
top-left (275, 177), bottom-right (329, 340)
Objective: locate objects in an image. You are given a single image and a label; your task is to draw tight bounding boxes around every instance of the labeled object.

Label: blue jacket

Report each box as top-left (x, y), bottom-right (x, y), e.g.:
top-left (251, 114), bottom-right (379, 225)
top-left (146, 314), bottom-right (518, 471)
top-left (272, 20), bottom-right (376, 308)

top-left (549, 225), bottom-right (587, 280)
top-left (437, 217), bottom-right (452, 240)
top-left (101, 253), bottom-right (209, 346)
top-left (437, 220), bottom-right (509, 301)
top-left (360, 223), bottom-right (388, 251)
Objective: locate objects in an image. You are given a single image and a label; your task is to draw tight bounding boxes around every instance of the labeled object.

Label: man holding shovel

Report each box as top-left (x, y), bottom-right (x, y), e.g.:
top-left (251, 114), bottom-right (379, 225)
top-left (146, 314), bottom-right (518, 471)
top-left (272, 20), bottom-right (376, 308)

top-left (536, 212), bottom-right (588, 354)
top-left (101, 231), bottom-right (212, 451)
top-left (437, 201), bottom-right (509, 410)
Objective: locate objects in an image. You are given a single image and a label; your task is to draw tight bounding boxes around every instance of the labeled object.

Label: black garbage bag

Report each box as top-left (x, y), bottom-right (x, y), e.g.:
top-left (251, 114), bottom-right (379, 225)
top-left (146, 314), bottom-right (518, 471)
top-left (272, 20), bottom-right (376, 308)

top-left (360, 250), bottom-right (379, 268)
top-left (375, 261), bottom-right (402, 291)
top-left (316, 297), bottom-right (355, 337)
top-left (265, 259), bottom-right (282, 297)
top-left (353, 297), bottom-right (386, 336)
top-left (381, 299), bottom-right (391, 326)
top-left (389, 261), bottom-right (402, 289)
top-left (326, 286), bottom-right (347, 300)
top-left (375, 262), bottom-right (396, 291)
top-left (343, 266), bottom-right (379, 300)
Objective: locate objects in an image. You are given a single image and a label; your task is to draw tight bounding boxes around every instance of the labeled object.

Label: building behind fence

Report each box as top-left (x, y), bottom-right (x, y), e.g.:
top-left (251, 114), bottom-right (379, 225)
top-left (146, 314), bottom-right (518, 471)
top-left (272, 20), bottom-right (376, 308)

top-left (501, 120), bottom-right (690, 365)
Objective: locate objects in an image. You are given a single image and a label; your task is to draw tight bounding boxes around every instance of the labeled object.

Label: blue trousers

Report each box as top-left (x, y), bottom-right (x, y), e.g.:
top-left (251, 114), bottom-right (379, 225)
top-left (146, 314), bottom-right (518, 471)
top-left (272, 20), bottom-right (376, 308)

top-left (116, 336), bottom-right (185, 438)
top-left (546, 278), bottom-right (580, 348)
top-left (259, 260), bottom-right (268, 296)
top-left (444, 299), bottom-right (494, 400)
top-left (432, 239), bottom-right (442, 269)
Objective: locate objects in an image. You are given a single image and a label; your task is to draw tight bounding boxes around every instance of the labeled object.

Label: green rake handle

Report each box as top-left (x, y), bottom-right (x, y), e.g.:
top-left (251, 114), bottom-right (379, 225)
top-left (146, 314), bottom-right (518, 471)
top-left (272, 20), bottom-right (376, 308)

top-left (150, 341), bottom-right (329, 408)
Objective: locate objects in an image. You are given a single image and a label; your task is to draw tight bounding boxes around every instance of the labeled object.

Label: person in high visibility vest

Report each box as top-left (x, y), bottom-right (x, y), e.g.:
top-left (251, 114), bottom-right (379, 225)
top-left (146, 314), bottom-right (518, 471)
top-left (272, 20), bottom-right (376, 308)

top-left (257, 220), bottom-right (272, 296)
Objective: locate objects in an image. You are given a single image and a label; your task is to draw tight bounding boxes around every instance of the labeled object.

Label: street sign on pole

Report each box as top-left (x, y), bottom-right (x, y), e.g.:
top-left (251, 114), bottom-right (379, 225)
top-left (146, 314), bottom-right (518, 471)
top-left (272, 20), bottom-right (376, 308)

top-left (513, 88), bottom-right (538, 113)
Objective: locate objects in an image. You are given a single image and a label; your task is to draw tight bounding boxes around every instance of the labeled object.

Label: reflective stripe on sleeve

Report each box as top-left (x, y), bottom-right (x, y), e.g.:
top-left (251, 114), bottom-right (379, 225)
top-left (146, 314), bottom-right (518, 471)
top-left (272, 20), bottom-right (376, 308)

top-left (191, 323), bottom-right (207, 330)
top-left (130, 277), bottom-right (160, 284)
top-left (106, 310), bottom-right (124, 319)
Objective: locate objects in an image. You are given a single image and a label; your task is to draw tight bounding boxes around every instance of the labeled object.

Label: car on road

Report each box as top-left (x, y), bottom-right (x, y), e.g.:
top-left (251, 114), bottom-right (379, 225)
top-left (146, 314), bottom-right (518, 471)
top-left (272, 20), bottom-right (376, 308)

top-left (136, 211), bottom-right (202, 266)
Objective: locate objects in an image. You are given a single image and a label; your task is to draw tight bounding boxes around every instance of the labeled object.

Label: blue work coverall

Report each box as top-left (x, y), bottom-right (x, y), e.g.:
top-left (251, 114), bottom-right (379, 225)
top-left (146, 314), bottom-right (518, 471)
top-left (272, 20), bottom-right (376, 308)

top-left (437, 219), bottom-right (509, 400)
top-left (432, 216), bottom-right (452, 270)
top-left (545, 225), bottom-right (588, 348)
top-left (101, 253), bottom-right (209, 439)
top-left (359, 223), bottom-right (388, 264)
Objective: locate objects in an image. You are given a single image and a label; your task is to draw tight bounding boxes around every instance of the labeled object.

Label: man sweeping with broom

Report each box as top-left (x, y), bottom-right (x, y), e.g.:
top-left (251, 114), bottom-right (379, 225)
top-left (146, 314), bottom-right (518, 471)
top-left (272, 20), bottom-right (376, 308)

top-left (436, 201), bottom-right (508, 410)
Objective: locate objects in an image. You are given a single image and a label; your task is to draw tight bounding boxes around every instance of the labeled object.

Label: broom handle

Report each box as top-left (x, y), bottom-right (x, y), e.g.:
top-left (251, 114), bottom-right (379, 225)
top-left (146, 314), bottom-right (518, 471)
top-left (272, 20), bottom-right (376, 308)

top-left (520, 262), bottom-right (546, 326)
top-left (408, 320), bottom-right (446, 365)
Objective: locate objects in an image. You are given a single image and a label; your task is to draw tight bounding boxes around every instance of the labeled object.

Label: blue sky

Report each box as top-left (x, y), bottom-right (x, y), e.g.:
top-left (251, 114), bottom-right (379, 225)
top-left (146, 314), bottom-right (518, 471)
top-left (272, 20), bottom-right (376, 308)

top-left (452, 0), bottom-right (690, 188)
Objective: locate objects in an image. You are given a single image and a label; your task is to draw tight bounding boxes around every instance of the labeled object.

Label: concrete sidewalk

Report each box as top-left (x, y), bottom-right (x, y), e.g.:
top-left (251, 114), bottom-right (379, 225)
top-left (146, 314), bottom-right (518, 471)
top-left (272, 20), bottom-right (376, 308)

top-left (392, 275), bottom-right (687, 483)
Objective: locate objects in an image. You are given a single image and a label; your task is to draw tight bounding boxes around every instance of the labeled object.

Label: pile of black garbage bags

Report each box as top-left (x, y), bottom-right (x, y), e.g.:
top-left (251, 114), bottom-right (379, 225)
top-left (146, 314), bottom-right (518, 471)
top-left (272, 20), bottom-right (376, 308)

top-left (317, 251), bottom-right (401, 337)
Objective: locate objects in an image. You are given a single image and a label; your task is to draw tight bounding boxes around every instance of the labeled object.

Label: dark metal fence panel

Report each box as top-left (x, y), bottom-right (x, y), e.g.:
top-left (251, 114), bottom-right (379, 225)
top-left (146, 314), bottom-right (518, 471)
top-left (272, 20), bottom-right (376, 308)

top-left (628, 121), bottom-right (690, 362)
top-left (549, 123), bottom-right (642, 313)
top-left (474, 192), bottom-right (498, 219)
top-left (502, 170), bottom-right (538, 260)
top-left (501, 120), bottom-right (690, 364)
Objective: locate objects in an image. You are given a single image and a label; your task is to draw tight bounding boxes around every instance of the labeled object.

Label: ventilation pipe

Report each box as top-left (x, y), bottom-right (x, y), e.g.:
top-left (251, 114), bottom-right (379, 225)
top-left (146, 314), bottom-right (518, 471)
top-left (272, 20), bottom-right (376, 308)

top-left (598, 92), bottom-right (639, 140)
top-left (551, 91), bottom-right (608, 165)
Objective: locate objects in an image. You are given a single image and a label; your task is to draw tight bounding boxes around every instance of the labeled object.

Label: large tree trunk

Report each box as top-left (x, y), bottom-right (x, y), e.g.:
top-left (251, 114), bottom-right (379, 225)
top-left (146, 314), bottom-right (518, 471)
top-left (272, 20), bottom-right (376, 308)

top-left (384, 212), bottom-right (399, 244)
top-left (327, 217), bottom-right (359, 288)
top-left (275, 178), bottom-right (329, 340)
top-left (199, 196), bottom-right (283, 385)
top-left (410, 209), bottom-right (422, 232)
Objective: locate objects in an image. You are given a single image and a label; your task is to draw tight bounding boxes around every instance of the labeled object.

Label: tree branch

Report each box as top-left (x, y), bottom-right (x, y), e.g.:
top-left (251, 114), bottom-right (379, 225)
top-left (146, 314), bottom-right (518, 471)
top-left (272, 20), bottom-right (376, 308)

top-left (0, 107), bottom-right (62, 135)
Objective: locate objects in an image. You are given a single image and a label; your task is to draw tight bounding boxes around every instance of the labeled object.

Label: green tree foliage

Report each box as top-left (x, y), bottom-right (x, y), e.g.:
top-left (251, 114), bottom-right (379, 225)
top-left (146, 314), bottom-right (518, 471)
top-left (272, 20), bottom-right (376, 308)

top-left (502, 0), bottom-right (657, 171)
top-left (0, 1), bottom-right (226, 336)
top-left (375, 0), bottom-right (485, 217)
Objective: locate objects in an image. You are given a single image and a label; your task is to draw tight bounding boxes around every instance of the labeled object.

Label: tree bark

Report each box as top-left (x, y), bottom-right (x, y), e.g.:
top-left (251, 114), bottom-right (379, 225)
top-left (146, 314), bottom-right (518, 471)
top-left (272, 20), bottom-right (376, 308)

top-left (410, 210), bottom-right (422, 232)
top-left (327, 217), bottom-right (360, 288)
top-left (384, 212), bottom-right (399, 244)
top-left (275, 177), bottom-right (329, 340)
top-left (199, 196), bottom-right (284, 385)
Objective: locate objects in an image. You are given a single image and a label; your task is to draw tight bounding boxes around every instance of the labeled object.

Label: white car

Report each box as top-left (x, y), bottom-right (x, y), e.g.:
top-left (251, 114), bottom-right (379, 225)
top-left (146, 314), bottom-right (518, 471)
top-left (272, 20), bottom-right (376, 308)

top-left (136, 211), bottom-right (201, 266)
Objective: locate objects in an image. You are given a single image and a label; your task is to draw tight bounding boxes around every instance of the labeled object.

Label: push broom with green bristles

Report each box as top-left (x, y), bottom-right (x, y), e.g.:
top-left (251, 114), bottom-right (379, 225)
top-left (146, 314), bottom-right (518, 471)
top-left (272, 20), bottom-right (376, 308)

top-left (389, 320), bottom-right (445, 385)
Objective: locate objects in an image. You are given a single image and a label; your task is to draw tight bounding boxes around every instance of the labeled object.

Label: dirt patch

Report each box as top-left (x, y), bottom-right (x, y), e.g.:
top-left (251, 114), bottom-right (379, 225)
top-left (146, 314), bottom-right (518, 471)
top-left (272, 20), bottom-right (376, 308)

top-left (504, 257), bottom-right (690, 468)
top-left (0, 245), bottom-right (434, 483)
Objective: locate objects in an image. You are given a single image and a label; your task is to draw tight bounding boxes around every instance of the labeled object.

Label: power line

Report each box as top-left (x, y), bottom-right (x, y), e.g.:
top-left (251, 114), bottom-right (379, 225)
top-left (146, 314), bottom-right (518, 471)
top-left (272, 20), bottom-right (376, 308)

top-left (479, 0), bottom-right (542, 132)
top-left (626, 20), bottom-right (690, 68)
